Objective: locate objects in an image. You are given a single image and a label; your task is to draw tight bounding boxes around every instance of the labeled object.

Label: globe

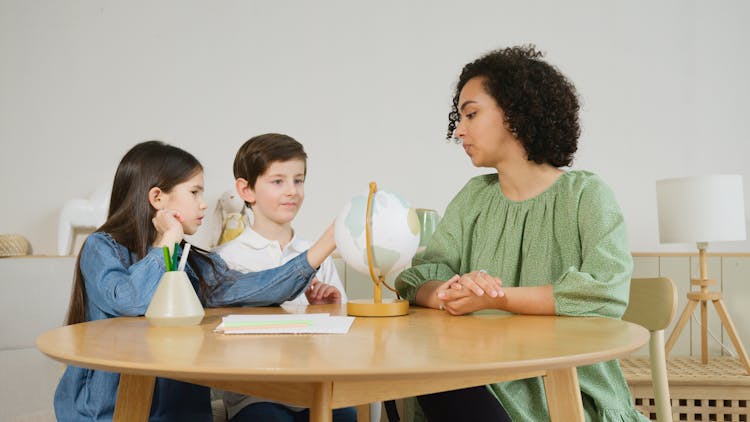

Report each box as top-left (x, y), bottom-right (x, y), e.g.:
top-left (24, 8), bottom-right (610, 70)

top-left (334, 188), bottom-right (421, 280)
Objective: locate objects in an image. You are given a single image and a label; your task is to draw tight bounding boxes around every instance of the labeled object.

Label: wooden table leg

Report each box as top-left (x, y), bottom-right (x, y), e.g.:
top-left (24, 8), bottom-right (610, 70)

top-left (113, 373), bottom-right (155, 422)
top-left (310, 382), bottom-right (333, 422)
top-left (356, 403), bottom-right (371, 422)
top-left (543, 367), bottom-right (584, 422)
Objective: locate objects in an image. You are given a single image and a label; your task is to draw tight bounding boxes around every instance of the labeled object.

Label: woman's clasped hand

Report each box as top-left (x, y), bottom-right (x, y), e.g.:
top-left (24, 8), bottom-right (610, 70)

top-left (436, 270), bottom-right (505, 315)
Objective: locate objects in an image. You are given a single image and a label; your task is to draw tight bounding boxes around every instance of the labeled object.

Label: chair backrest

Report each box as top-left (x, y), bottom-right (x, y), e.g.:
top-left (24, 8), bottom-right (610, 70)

top-left (621, 277), bottom-right (678, 422)
top-left (622, 277), bottom-right (678, 331)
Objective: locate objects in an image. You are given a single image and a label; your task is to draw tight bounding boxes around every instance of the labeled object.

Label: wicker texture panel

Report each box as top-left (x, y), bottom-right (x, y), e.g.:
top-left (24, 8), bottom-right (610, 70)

top-left (622, 357), bottom-right (749, 421)
top-left (0, 234), bottom-right (32, 256)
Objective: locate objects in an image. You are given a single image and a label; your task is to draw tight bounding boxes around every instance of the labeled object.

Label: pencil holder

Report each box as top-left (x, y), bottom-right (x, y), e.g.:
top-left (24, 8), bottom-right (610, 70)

top-left (145, 271), bottom-right (205, 327)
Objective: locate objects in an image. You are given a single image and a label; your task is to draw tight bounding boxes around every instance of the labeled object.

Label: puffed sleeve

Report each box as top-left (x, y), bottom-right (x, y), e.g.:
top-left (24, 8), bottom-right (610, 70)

top-left (553, 178), bottom-right (633, 318)
top-left (395, 184), bottom-right (473, 303)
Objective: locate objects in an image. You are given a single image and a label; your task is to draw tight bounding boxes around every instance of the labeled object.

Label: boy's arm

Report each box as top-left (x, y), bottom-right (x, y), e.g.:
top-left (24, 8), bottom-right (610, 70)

top-left (314, 257), bottom-right (347, 302)
top-left (305, 278), bottom-right (342, 304)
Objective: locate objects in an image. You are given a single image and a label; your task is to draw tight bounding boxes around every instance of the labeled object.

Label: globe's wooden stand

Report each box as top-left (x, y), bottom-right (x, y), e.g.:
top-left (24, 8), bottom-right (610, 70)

top-left (347, 276), bottom-right (409, 317)
top-left (347, 298), bottom-right (409, 317)
top-left (346, 182), bottom-right (410, 317)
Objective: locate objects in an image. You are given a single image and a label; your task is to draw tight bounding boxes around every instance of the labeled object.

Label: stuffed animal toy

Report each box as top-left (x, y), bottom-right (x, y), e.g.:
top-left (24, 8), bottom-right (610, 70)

top-left (210, 190), bottom-right (251, 248)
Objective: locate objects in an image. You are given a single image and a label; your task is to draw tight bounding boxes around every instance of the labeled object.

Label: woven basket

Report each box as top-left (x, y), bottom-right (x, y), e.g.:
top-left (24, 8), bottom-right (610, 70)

top-left (0, 234), bottom-right (32, 256)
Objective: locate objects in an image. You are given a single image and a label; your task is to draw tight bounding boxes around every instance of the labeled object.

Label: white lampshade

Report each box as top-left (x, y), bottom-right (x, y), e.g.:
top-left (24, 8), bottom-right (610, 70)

top-left (656, 175), bottom-right (747, 244)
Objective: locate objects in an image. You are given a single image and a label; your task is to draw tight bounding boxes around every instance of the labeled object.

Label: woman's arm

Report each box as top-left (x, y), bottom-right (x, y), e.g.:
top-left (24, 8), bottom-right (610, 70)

top-left (436, 275), bottom-right (554, 315)
top-left (438, 176), bottom-right (631, 318)
top-left (553, 177), bottom-right (632, 318)
top-left (396, 181), bottom-right (482, 303)
top-left (414, 280), bottom-right (451, 309)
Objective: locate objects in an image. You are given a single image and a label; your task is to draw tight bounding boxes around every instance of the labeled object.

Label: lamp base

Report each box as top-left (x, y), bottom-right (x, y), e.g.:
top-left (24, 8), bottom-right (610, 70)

top-left (347, 299), bottom-right (409, 317)
top-left (665, 277), bottom-right (750, 375)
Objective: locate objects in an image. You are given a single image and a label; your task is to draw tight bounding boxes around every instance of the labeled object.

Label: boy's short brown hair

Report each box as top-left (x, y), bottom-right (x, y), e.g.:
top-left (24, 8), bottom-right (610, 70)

top-left (233, 133), bottom-right (308, 191)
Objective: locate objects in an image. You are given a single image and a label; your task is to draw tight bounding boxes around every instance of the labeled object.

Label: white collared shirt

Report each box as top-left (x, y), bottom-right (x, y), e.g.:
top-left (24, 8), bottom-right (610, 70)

top-left (214, 226), bottom-right (347, 305)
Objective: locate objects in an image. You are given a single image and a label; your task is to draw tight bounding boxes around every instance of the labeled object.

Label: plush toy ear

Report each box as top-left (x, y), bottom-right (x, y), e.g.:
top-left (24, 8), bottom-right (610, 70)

top-left (208, 194), bottom-right (225, 249)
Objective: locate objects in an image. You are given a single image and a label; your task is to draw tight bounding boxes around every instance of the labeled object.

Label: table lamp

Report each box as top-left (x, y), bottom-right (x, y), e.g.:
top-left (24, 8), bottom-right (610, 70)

top-left (655, 175), bottom-right (749, 374)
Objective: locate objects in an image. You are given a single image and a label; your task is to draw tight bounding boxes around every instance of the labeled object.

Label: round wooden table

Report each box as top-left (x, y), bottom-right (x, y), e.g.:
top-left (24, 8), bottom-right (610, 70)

top-left (37, 304), bottom-right (648, 422)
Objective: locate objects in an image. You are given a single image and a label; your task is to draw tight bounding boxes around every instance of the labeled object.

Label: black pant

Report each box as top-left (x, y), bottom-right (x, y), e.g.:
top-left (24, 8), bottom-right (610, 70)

top-left (417, 386), bottom-right (512, 422)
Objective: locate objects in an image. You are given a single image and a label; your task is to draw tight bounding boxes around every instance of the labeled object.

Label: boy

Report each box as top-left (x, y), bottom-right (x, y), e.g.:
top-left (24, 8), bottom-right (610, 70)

top-left (215, 133), bottom-right (353, 422)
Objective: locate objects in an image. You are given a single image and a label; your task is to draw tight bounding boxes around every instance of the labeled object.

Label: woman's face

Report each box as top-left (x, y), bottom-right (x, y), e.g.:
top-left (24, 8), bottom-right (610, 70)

top-left (454, 76), bottom-right (520, 168)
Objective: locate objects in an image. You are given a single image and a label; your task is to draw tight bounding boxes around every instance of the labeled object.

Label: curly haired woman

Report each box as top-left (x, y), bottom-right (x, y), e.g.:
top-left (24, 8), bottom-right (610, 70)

top-left (395, 45), bottom-right (647, 421)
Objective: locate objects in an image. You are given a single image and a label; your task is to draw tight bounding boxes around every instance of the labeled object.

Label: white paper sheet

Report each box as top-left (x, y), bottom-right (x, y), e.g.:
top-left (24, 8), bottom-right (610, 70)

top-left (214, 313), bottom-right (355, 334)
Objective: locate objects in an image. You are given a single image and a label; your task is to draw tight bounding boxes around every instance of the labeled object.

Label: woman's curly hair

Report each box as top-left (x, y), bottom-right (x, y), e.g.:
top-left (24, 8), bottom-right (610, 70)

top-left (447, 45), bottom-right (580, 167)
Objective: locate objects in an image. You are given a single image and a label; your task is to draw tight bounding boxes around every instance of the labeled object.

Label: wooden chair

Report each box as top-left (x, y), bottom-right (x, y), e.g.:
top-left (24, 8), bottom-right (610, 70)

top-left (621, 277), bottom-right (678, 422)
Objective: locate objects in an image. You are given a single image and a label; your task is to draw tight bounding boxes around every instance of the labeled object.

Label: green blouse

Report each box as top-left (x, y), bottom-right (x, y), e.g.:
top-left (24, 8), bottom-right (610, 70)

top-left (395, 170), bottom-right (647, 422)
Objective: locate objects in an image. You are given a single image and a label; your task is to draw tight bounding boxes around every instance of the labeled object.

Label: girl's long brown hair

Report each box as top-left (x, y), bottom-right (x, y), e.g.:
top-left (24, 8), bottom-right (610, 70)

top-left (65, 140), bottom-right (209, 325)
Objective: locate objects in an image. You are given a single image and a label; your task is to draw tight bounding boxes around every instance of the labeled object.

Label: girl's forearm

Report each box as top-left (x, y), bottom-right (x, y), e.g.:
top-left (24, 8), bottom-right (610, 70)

top-left (307, 224), bottom-right (336, 269)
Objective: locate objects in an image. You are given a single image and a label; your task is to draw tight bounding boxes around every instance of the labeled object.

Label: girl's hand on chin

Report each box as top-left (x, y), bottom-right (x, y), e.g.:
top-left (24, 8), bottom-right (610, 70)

top-left (152, 209), bottom-right (185, 247)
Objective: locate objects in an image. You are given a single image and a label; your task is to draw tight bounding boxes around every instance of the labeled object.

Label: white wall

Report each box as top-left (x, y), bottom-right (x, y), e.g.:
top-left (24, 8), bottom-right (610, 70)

top-left (1, 0), bottom-right (749, 255)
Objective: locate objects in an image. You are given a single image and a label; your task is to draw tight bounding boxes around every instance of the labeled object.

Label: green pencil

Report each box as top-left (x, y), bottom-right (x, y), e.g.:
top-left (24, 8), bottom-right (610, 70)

top-left (171, 243), bottom-right (179, 272)
top-left (162, 246), bottom-right (172, 271)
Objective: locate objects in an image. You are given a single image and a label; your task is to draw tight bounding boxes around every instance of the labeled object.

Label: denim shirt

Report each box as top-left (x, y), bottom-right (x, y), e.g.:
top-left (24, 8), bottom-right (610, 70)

top-left (54, 231), bottom-right (317, 422)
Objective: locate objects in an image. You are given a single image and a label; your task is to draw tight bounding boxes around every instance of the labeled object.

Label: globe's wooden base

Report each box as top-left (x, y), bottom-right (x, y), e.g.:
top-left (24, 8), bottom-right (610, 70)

top-left (347, 299), bottom-right (409, 317)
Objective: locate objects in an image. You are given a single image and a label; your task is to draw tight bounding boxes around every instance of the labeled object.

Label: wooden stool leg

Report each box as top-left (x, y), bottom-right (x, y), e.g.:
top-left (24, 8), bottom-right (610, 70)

top-left (712, 299), bottom-right (750, 374)
top-left (665, 299), bottom-right (698, 358)
top-left (650, 330), bottom-right (674, 422)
